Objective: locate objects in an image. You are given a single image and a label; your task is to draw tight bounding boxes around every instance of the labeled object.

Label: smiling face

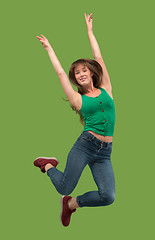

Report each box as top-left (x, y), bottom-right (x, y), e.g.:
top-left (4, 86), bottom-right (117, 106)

top-left (74, 64), bottom-right (93, 86)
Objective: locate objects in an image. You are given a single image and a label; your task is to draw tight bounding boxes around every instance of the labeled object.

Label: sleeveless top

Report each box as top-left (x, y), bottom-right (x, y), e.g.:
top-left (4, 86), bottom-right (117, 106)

top-left (79, 87), bottom-right (116, 136)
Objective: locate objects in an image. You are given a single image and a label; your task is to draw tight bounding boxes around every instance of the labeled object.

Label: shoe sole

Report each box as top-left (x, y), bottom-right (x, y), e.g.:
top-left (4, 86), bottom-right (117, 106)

top-left (34, 156), bottom-right (59, 162)
top-left (34, 157), bottom-right (59, 166)
top-left (60, 195), bottom-right (65, 226)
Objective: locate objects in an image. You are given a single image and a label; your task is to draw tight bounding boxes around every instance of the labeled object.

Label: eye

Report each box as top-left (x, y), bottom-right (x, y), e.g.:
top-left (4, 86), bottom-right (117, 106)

top-left (75, 69), bottom-right (87, 74)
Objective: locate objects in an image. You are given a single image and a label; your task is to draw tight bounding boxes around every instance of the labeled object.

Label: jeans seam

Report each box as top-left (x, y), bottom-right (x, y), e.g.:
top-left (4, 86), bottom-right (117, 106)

top-left (47, 168), bottom-right (67, 190)
top-left (96, 163), bottom-right (106, 199)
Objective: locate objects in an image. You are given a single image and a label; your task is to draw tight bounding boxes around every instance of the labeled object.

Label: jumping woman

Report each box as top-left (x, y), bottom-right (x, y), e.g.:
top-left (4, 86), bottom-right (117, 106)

top-left (34, 13), bottom-right (116, 227)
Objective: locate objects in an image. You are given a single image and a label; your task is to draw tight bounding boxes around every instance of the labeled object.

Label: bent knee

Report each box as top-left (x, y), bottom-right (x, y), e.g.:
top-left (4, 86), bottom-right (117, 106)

top-left (57, 186), bottom-right (73, 196)
top-left (107, 192), bottom-right (115, 205)
top-left (100, 191), bottom-right (115, 205)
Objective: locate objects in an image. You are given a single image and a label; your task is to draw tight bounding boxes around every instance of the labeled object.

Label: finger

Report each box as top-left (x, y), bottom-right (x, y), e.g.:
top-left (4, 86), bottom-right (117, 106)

top-left (41, 34), bottom-right (47, 40)
top-left (38, 39), bottom-right (44, 43)
top-left (40, 34), bottom-right (45, 39)
top-left (84, 13), bottom-right (88, 22)
top-left (88, 13), bottom-right (93, 21)
top-left (36, 36), bottom-right (43, 40)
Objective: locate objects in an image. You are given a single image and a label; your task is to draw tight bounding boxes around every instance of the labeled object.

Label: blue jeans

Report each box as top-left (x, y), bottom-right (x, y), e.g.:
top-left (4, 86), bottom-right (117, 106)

top-left (47, 131), bottom-right (115, 207)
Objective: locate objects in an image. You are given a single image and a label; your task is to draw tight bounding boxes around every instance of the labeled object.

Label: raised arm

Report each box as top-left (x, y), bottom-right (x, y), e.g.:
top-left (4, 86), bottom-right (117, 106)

top-left (84, 13), bottom-right (112, 90)
top-left (36, 34), bottom-right (80, 109)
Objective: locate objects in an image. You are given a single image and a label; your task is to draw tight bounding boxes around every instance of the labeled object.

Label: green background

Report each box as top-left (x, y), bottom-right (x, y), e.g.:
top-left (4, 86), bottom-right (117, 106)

top-left (1, 0), bottom-right (154, 238)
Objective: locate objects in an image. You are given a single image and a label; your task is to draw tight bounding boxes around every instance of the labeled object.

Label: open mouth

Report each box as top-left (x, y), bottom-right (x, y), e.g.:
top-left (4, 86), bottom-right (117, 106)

top-left (80, 78), bottom-right (86, 81)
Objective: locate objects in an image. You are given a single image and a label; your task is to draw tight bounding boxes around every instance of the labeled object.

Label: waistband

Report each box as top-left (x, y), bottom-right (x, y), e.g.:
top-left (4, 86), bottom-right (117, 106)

top-left (81, 131), bottom-right (112, 148)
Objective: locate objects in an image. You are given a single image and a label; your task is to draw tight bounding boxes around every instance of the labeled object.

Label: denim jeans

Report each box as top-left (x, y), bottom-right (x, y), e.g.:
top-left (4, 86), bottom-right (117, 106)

top-left (47, 131), bottom-right (115, 207)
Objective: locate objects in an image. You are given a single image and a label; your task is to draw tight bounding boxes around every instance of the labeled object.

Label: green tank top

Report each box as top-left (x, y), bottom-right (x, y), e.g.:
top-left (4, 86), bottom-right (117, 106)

top-left (79, 87), bottom-right (116, 136)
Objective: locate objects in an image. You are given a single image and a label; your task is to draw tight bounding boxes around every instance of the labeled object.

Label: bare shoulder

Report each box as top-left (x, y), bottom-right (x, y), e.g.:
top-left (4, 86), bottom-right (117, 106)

top-left (99, 84), bottom-right (113, 100)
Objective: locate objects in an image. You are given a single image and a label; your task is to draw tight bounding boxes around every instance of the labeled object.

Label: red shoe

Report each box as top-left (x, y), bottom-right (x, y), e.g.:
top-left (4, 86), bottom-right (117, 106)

top-left (33, 157), bottom-right (59, 173)
top-left (60, 195), bottom-right (76, 227)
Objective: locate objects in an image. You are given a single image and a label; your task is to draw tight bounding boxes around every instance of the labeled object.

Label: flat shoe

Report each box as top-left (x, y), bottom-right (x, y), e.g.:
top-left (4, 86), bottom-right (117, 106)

top-left (60, 195), bottom-right (76, 227)
top-left (33, 157), bottom-right (59, 173)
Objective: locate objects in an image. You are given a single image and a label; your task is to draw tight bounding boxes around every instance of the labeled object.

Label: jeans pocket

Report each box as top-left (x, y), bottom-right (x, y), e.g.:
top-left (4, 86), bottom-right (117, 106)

top-left (81, 135), bottom-right (90, 142)
top-left (101, 142), bottom-right (112, 153)
top-left (80, 133), bottom-right (92, 142)
top-left (107, 144), bottom-right (112, 153)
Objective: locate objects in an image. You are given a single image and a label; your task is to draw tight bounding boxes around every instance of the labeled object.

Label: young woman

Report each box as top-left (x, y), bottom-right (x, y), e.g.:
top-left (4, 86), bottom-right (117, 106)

top-left (34, 13), bottom-right (116, 227)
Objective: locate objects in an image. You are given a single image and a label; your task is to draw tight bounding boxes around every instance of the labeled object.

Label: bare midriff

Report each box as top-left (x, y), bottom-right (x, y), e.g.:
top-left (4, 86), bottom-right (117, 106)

top-left (88, 130), bottom-right (113, 142)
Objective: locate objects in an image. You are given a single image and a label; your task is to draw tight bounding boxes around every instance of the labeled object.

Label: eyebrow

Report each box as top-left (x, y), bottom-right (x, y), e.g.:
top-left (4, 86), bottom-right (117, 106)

top-left (75, 66), bottom-right (86, 72)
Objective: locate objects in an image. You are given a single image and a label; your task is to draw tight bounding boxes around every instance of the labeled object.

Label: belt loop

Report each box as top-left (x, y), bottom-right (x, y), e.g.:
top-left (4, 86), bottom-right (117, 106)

top-left (91, 135), bottom-right (95, 140)
top-left (102, 142), bottom-right (108, 148)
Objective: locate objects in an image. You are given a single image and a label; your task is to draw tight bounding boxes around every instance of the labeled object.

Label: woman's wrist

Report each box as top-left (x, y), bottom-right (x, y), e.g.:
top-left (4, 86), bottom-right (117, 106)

top-left (88, 29), bottom-right (93, 36)
top-left (46, 45), bottom-right (53, 52)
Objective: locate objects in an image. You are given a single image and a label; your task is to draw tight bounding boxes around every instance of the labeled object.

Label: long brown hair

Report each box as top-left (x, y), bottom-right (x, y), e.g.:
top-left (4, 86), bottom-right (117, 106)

top-left (62, 58), bottom-right (103, 126)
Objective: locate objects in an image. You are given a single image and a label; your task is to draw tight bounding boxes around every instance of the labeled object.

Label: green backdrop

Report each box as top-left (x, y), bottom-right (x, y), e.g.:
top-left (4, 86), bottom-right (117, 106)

top-left (1, 0), bottom-right (154, 239)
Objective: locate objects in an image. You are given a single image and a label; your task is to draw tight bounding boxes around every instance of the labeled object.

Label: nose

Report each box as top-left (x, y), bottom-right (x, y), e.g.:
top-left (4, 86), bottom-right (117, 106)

top-left (80, 74), bottom-right (85, 78)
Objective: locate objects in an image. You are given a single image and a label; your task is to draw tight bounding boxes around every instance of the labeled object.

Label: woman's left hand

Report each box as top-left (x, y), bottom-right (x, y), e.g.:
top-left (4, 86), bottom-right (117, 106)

top-left (84, 13), bottom-right (93, 32)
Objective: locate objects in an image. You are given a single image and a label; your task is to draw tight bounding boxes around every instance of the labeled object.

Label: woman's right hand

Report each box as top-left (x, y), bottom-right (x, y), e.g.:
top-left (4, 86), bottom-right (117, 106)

top-left (36, 34), bottom-right (51, 51)
top-left (84, 13), bottom-right (93, 32)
